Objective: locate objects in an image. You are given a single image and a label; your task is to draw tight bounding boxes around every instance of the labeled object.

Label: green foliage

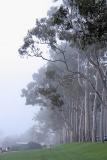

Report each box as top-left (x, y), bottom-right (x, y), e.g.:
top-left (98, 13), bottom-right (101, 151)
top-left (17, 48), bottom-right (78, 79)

top-left (50, 94), bottom-right (64, 107)
top-left (75, 0), bottom-right (106, 16)
top-left (39, 87), bottom-right (56, 96)
top-left (19, 0), bottom-right (107, 56)
top-left (46, 70), bottom-right (56, 79)
top-left (52, 6), bottom-right (68, 25)
top-left (75, 0), bottom-right (96, 16)
top-left (39, 87), bottom-right (64, 108)
top-left (75, 0), bottom-right (107, 44)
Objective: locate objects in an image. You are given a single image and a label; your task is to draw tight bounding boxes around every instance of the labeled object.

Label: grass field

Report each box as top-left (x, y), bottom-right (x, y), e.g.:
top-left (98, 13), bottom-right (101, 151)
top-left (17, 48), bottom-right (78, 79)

top-left (0, 143), bottom-right (107, 160)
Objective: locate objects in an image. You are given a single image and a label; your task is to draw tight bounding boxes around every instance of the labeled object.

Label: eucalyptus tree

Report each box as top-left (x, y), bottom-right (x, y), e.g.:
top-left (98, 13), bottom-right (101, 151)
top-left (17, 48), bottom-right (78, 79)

top-left (19, 0), bottom-right (107, 102)
top-left (19, 0), bottom-right (107, 142)
top-left (21, 42), bottom-right (86, 143)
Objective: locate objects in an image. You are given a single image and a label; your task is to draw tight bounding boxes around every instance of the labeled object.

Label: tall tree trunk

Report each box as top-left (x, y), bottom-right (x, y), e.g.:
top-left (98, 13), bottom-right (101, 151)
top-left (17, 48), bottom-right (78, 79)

top-left (100, 89), bottom-right (104, 142)
top-left (75, 106), bottom-right (79, 141)
top-left (71, 101), bottom-right (76, 142)
top-left (84, 59), bottom-right (90, 141)
top-left (92, 71), bottom-right (98, 142)
top-left (77, 53), bottom-right (82, 142)
top-left (100, 66), bottom-right (107, 142)
top-left (79, 101), bottom-right (84, 142)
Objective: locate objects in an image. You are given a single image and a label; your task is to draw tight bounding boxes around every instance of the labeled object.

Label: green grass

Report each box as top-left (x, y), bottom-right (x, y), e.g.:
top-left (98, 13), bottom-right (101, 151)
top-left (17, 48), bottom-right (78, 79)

top-left (0, 143), bottom-right (107, 160)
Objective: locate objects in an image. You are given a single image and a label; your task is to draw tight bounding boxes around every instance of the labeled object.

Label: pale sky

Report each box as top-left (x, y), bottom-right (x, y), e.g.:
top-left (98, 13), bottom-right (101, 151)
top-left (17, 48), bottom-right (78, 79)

top-left (0, 0), bottom-right (53, 137)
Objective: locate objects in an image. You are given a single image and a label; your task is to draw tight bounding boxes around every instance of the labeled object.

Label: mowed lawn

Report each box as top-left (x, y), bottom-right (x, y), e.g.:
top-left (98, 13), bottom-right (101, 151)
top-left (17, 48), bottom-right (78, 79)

top-left (0, 143), bottom-right (107, 160)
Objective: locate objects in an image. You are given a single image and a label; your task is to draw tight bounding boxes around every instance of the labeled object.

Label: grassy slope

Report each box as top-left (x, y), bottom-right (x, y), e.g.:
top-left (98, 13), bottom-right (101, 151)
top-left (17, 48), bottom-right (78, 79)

top-left (0, 143), bottom-right (107, 160)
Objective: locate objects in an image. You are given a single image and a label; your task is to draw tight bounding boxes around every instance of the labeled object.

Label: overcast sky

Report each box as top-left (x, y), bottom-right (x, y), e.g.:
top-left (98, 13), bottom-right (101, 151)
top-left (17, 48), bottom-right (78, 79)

top-left (0, 0), bottom-right (53, 137)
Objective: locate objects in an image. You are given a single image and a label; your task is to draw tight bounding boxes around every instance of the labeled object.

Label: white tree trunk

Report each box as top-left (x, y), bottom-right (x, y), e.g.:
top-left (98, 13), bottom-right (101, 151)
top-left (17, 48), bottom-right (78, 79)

top-left (79, 102), bottom-right (84, 142)
top-left (100, 89), bottom-right (104, 142)
top-left (92, 71), bottom-right (98, 142)
top-left (84, 60), bottom-right (90, 141)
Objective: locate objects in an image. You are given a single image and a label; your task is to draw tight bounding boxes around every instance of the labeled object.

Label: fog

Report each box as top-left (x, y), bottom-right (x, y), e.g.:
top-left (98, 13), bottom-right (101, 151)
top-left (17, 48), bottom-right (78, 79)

top-left (0, 0), bottom-right (52, 137)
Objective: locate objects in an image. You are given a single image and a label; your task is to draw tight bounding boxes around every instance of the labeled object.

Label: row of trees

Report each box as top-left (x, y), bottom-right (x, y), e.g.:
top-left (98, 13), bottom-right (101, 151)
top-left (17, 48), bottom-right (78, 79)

top-left (19, 0), bottom-right (107, 143)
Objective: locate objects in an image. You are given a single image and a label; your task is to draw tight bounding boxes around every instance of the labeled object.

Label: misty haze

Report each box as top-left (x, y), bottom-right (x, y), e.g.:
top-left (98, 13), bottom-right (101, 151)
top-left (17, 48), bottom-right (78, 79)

top-left (0, 0), bottom-right (107, 160)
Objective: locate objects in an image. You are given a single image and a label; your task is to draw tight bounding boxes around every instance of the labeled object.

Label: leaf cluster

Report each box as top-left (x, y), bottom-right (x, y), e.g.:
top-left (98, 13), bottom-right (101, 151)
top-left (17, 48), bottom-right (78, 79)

top-left (52, 6), bottom-right (68, 25)
top-left (39, 87), bottom-right (64, 108)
